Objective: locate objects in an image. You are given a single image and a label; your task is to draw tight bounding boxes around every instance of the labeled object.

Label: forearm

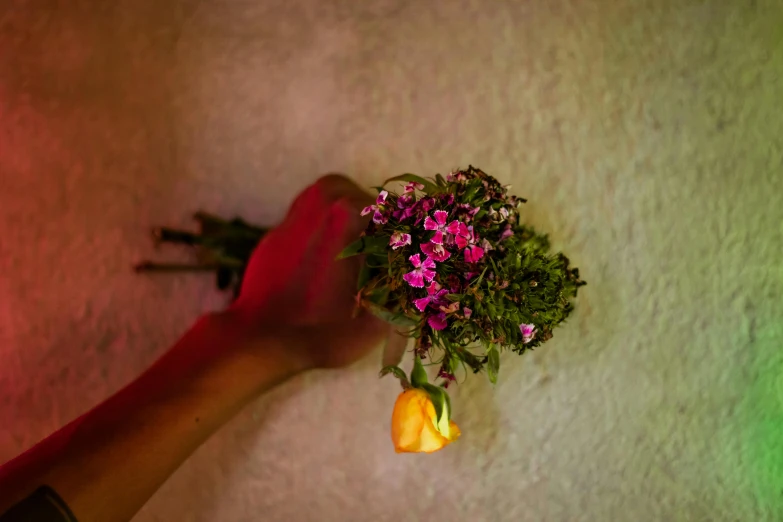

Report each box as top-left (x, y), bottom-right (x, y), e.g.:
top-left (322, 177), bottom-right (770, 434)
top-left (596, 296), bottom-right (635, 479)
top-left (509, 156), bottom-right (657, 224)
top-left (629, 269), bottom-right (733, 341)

top-left (0, 311), bottom-right (306, 522)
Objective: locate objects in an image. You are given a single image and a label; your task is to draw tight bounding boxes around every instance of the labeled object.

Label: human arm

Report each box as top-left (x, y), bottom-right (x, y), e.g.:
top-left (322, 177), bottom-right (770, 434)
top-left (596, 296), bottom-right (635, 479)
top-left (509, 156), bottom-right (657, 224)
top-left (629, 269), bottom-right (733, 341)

top-left (0, 175), bottom-right (386, 521)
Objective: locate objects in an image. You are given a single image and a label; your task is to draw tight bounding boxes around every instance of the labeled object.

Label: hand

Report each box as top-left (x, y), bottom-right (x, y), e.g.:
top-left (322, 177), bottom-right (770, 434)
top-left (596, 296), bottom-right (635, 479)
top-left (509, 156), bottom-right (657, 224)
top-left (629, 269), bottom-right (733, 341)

top-left (226, 174), bottom-right (387, 370)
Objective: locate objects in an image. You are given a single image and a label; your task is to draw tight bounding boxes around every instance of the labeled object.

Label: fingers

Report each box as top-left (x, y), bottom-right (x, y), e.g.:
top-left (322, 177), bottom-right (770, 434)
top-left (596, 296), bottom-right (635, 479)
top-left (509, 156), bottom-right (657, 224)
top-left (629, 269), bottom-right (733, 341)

top-left (286, 174), bottom-right (373, 222)
top-left (299, 199), bottom-right (362, 319)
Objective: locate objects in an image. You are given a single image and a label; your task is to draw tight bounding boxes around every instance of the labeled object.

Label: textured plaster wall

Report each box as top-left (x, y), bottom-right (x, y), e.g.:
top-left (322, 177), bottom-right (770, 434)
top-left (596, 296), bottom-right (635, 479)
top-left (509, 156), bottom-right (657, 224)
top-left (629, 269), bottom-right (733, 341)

top-left (1, 1), bottom-right (782, 520)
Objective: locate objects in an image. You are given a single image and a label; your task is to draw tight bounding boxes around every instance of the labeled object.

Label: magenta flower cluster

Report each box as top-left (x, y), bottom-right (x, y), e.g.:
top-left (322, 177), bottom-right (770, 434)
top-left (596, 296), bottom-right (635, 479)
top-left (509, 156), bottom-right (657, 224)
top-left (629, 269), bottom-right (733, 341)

top-left (359, 175), bottom-right (537, 346)
top-left (393, 188), bottom-right (489, 331)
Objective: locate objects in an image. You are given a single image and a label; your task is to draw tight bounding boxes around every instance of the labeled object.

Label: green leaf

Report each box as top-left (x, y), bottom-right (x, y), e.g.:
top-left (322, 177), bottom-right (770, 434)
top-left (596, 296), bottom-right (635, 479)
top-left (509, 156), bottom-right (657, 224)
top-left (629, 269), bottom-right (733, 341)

top-left (435, 173), bottom-right (447, 187)
top-left (337, 238), bottom-right (365, 259)
top-left (487, 345), bottom-right (500, 384)
top-left (471, 266), bottom-right (490, 288)
top-left (380, 365), bottom-right (411, 388)
top-left (365, 286), bottom-right (390, 306)
top-left (336, 235), bottom-right (389, 259)
top-left (365, 301), bottom-right (417, 326)
top-left (411, 355), bottom-right (429, 388)
top-left (383, 174), bottom-right (440, 194)
top-left (421, 383), bottom-right (451, 435)
top-left (445, 293), bottom-right (464, 302)
top-left (357, 263), bottom-right (372, 290)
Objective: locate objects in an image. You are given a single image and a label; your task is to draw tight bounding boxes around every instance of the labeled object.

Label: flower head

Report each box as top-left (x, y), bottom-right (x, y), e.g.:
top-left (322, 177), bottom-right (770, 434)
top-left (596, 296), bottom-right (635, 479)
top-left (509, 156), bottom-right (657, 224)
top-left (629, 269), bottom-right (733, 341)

top-left (421, 241), bottom-right (451, 262)
top-left (413, 281), bottom-right (448, 312)
top-left (455, 203), bottom-right (480, 221)
top-left (447, 221), bottom-right (484, 263)
top-left (424, 210), bottom-right (450, 245)
top-left (403, 254), bottom-right (436, 288)
top-left (500, 224), bottom-right (514, 241)
top-left (404, 181), bottom-right (425, 193)
top-left (391, 388), bottom-right (460, 453)
top-left (389, 231), bottom-right (411, 250)
top-left (437, 367), bottom-right (457, 388)
top-left (519, 323), bottom-right (536, 343)
top-left (427, 312), bottom-right (448, 331)
top-left (464, 245), bottom-right (485, 263)
top-left (361, 190), bottom-right (390, 224)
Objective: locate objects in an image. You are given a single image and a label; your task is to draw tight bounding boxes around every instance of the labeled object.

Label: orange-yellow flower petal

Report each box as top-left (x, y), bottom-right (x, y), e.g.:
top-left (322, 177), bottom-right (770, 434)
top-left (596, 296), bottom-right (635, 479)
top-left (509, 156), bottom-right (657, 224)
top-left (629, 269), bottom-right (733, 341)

top-left (391, 388), bottom-right (460, 453)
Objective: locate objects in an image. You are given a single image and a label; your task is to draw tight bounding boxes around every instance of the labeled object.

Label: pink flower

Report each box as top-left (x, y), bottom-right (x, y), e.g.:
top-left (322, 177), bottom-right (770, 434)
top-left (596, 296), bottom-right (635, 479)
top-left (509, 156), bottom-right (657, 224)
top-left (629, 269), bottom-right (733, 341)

top-left (403, 254), bottom-right (436, 288)
top-left (438, 193), bottom-right (455, 206)
top-left (520, 323), bottom-right (536, 343)
top-left (389, 231), bottom-right (411, 250)
top-left (437, 367), bottom-right (457, 388)
top-left (404, 181), bottom-right (425, 193)
top-left (448, 221), bottom-right (484, 263)
top-left (439, 301), bottom-right (460, 314)
top-left (413, 198), bottom-right (436, 225)
top-left (500, 224), bottom-right (514, 241)
top-left (446, 171), bottom-right (467, 182)
top-left (480, 238), bottom-right (494, 253)
top-left (424, 210), bottom-right (450, 245)
top-left (361, 190), bottom-right (390, 224)
top-left (413, 281), bottom-right (448, 312)
top-left (455, 203), bottom-right (480, 221)
top-left (463, 307), bottom-right (472, 319)
top-left (421, 241), bottom-right (451, 262)
top-left (428, 312), bottom-right (448, 331)
top-left (464, 245), bottom-right (485, 263)
top-left (393, 194), bottom-right (417, 221)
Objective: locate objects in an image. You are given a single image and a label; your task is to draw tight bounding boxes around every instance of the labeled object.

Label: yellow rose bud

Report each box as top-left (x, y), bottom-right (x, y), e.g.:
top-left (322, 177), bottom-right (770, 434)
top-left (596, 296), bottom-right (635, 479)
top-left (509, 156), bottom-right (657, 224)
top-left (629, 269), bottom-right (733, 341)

top-left (391, 388), bottom-right (461, 453)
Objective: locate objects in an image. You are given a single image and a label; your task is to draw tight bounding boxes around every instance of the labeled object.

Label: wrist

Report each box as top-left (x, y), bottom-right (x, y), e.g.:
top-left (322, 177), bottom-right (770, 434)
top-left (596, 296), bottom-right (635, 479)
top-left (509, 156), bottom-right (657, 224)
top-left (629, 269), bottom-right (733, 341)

top-left (204, 310), bottom-right (315, 379)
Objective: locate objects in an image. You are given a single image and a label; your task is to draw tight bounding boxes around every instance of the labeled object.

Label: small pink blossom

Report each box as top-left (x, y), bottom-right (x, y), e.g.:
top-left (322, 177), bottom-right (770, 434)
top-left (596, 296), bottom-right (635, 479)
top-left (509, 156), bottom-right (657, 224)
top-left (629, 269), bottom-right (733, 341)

top-left (360, 190), bottom-right (389, 224)
top-left (403, 254), bottom-right (436, 288)
top-left (427, 312), bottom-right (448, 331)
top-left (464, 245), bottom-right (485, 263)
top-left (520, 323), bottom-right (536, 344)
top-left (480, 238), bottom-right (494, 253)
top-left (451, 224), bottom-right (484, 263)
top-left (446, 171), bottom-right (467, 182)
top-left (437, 367), bottom-right (457, 388)
top-left (393, 194), bottom-right (417, 221)
top-left (453, 223), bottom-right (475, 249)
top-left (414, 198), bottom-right (436, 224)
top-left (463, 307), bottom-right (472, 319)
top-left (421, 241), bottom-right (451, 262)
top-left (438, 193), bottom-right (455, 206)
top-left (500, 224), bottom-right (514, 241)
top-left (413, 281), bottom-right (448, 312)
top-left (456, 203), bottom-right (480, 221)
top-left (424, 210), bottom-right (450, 245)
top-left (404, 181), bottom-right (425, 193)
top-left (389, 231), bottom-right (411, 250)
top-left (439, 301), bottom-right (460, 314)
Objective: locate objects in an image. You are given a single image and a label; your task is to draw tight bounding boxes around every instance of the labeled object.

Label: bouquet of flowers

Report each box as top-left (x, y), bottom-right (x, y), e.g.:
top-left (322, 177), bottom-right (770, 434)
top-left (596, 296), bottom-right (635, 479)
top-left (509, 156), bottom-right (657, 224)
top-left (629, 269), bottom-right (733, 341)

top-left (137, 166), bottom-right (585, 454)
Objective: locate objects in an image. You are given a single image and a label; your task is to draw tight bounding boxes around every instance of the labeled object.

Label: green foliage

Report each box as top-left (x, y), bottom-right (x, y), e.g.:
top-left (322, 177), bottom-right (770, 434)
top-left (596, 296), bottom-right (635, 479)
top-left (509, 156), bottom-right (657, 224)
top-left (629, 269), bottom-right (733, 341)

top-left (354, 166), bottom-right (586, 386)
top-left (383, 174), bottom-right (440, 194)
top-left (487, 345), bottom-right (500, 384)
top-left (380, 365), bottom-right (411, 389)
top-left (337, 235), bottom-right (389, 259)
top-left (411, 355), bottom-right (429, 388)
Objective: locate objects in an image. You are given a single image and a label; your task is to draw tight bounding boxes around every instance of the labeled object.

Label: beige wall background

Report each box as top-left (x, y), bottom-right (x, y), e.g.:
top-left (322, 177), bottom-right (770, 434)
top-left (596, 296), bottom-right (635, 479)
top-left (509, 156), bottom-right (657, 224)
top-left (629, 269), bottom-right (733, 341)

top-left (1, 1), bottom-right (782, 520)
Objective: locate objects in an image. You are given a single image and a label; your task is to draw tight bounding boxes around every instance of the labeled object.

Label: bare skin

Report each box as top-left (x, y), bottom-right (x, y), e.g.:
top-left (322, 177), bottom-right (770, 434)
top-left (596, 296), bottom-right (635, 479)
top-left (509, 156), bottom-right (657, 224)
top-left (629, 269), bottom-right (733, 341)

top-left (0, 175), bottom-right (387, 522)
